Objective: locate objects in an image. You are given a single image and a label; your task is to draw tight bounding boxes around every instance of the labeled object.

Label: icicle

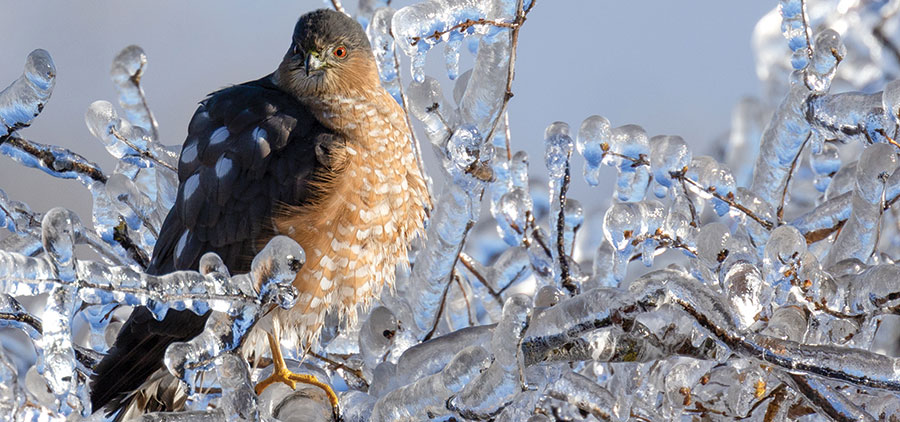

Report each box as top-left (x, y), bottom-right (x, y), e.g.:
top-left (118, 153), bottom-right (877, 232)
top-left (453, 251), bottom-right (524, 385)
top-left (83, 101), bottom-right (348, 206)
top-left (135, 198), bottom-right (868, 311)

top-left (0, 49), bottom-right (55, 137)
top-left (810, 142), bottom-right (840, 192)
top-left (604, 124), bottom-right (651, 202)
top-left (448, 295), bottom-right (531, 419)
top-left (575, 115), bottom-right (611, 187)
top-left (366, 7), bottom-right (401, 101)
top-left (370, 345), bottom-right (491, 422)
top-left (216, 353), bottom-right (259, 422)
top-left (649, 134), bottom-right (690, 198)
top-left (544, 122), bottom-right (573, 287)
top-left (686, 156), bottom-right (736, 217)
top-left (406, 76), bottom-right (456, 149)
top-left (824, 143), bottom-right (896, 267)
top-left (164, 236), bottom-right (302, 390)
top-left (750, 29), bottom-right (844, 206)
top-left (110, 45), bottom-right (159, 141)
top-left (359, 306), bottom-right (400, 379)
top-left (392, 1), bottom-right (488, 83)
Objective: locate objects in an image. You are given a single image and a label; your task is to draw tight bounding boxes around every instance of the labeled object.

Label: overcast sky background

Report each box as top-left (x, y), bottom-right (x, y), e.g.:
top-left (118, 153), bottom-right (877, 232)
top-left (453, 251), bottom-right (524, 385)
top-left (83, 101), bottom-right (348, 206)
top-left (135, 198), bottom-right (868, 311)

top-left (0, 1), bottom-right (775, 227)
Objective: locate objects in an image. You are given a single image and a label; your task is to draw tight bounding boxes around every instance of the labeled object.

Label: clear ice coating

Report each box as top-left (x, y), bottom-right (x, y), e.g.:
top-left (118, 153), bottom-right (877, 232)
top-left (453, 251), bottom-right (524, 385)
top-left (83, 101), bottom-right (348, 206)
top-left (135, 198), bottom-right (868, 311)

top-left (5, 1), bottom-right (900, 421)
top-left (576, 115), bottom-right (611, 187)
top-left (0, 49), bottom-right (55, 137)
top-left (111, 45), bottom-right (159, 141)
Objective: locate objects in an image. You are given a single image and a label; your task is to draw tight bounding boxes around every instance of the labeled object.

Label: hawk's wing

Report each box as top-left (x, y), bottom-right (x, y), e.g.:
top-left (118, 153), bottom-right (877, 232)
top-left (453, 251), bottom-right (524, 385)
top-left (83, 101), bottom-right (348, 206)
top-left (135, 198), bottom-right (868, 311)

top-left (90, 75), bottom-right (340, 414)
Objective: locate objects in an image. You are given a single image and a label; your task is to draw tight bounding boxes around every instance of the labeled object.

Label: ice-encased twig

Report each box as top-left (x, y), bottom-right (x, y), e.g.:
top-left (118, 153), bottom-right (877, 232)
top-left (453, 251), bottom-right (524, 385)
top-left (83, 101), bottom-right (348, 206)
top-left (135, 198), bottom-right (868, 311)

top-left (407, 126), bottom-right (488, 340)
top-left (86, 100), bottom-right (175, 172)
top-left (448, 295), bottom-right (530, 419)
top-left (786, 373), bottom-right (877, 422)
top-left (392, 0), bottom-right (498, 83)
top-left (0, 49), bottom-right (55, 138)
top-left (0, 229), bottom-right (303, 414)
top-left (823, 143), bottom-right (896, 266)
top-left (0, 135), bottom-right (107, 186)
top-left (215, 353), bottom-right (259, 422)
top-left (750, 29), bottom-right (845, 206)
top-left (544, 371), bottom-right (617, 421)
top-left (370, 324), bottom-right (493, 397)
top-left (369, 345), bottom-right (490, 422)
top-left (806, 90), bottom-right (890, 144)
top-left (111, 45), bottom-right (160, 142)
top-left (515, 268), bottom-right (900, 394)
top-left (543, 123), bottom-right (575, 292)
top-left (629, 269), bottom-right (900, 391)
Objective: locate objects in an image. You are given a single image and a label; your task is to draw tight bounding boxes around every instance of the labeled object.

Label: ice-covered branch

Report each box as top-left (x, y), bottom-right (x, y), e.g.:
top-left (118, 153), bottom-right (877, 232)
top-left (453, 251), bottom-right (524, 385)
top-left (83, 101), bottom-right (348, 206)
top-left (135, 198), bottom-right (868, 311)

top-left (0, 49), bottom-right (55, 139)
top-left (0, 206), bottom-right (301, 415)
top-left (6, 1), bottom-right (900, 420)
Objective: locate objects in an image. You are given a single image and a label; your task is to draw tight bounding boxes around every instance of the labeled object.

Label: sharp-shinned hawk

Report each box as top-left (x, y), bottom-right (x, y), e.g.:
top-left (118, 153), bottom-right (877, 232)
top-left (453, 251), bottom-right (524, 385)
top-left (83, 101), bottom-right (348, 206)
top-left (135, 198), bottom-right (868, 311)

top-left (90, 9), bottom-right (428, 419)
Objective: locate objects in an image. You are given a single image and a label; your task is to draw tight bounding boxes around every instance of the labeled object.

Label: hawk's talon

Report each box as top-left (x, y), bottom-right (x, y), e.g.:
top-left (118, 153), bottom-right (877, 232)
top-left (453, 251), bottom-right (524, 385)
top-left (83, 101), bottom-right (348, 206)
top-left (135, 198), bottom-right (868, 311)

top-left (255, 333), bottom-right (340, 418)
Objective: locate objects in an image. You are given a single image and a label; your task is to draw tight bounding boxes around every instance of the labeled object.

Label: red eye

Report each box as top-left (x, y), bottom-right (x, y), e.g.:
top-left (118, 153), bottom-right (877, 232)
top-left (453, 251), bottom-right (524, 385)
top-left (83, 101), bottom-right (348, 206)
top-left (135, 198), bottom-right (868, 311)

top-left (333, 46), bottom-right (347, 58)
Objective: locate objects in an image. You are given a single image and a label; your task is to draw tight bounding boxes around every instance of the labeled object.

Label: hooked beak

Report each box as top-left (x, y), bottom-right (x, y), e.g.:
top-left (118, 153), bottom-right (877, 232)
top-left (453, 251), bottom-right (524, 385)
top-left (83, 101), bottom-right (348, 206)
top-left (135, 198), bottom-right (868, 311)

top-left (305, 51), bottom-right (324, 76)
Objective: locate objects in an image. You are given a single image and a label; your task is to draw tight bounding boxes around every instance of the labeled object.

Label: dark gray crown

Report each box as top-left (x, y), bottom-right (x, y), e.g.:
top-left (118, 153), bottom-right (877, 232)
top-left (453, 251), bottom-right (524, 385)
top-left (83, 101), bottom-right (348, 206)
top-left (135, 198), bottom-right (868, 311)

top-left (293, 9), bottom-right (371, 52)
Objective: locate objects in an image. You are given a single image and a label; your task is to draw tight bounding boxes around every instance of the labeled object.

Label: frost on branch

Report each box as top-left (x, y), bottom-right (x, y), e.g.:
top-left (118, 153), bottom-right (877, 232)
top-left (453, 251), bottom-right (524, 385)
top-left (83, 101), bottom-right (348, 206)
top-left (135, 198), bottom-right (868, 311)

top-left (5, 0), bottom-right (900, 421)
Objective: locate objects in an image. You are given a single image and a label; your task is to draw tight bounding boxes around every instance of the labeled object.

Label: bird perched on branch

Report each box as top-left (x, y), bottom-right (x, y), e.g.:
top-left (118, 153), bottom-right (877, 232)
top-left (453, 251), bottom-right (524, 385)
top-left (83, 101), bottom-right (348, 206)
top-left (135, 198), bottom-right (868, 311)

top-left (90, 9), bottom-right (429, 419)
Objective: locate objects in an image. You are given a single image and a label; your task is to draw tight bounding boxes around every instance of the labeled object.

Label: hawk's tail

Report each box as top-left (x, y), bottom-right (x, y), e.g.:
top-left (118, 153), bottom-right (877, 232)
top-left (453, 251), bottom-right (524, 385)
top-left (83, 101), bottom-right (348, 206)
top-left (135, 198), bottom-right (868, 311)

top-left (90, 307), bottom-right (209, 417)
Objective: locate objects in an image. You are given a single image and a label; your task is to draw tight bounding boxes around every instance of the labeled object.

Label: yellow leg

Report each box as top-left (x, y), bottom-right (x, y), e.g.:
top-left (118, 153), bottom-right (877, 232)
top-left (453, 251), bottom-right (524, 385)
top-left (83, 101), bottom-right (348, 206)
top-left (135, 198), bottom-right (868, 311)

top-left (254, 332), bottom-right (340, 415)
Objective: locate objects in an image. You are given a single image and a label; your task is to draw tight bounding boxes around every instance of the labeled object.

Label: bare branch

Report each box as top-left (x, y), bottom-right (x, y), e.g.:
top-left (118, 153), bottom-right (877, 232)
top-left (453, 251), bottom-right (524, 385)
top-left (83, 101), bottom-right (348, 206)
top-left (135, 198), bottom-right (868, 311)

top-left (330, 0), bottom-right (346, 15)
top-left (677, 174), bottom-right (775, 231)
top-left (0, 134), bottom-right (107, 184)
top-left (484, 0), bottom-right (537, 145)
top-left (776, 133), bottom-right (810, 222)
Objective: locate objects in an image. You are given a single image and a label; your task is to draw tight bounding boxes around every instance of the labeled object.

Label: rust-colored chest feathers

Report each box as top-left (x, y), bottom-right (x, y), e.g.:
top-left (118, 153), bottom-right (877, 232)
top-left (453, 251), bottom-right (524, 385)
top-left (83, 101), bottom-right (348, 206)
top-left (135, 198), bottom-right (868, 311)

top-left (271, 90), bottom-right (428, 342)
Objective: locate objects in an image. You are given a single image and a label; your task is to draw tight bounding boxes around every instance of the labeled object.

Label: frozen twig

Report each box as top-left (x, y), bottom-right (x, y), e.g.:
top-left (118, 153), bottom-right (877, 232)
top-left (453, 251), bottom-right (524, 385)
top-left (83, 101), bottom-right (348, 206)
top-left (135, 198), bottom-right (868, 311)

top-left (0, 135), bottom-right (107, 185)
top-left (484, 0), bottom-right (536, 146)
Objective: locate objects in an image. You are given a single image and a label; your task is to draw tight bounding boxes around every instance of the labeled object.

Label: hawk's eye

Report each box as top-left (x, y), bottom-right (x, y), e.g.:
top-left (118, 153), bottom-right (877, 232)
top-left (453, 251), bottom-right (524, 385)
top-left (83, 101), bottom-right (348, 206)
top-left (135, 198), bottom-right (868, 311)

top-left (333, 46), bottom-right (347, 59)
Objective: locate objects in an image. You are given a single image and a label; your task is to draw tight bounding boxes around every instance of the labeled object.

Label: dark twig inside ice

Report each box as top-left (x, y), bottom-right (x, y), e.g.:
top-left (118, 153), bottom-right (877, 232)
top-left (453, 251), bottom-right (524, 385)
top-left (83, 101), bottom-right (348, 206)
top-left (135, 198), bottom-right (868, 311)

top-left (776, 133), bottom-right (810, 222)
top-left (484, 0), bottom-right (536, 147)
top-left (0, 135), bottom-right (107, 184)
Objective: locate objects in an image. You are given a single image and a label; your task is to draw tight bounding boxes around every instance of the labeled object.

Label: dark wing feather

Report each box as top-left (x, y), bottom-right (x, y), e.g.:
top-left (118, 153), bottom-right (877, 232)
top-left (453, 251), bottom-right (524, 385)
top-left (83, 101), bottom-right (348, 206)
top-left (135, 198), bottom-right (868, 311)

top-left (90, 75), bottom-right (340, 414)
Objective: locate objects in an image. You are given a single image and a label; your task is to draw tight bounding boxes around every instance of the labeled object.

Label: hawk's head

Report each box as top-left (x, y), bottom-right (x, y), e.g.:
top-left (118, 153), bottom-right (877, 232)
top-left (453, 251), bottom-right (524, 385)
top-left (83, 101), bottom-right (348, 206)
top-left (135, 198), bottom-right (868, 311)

top-left (276, 9), bottom-right (378, 98)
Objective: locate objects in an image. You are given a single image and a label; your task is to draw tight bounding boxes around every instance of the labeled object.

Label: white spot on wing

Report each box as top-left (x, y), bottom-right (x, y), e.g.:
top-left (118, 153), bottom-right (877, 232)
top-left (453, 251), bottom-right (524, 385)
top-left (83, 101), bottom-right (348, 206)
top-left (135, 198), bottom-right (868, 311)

top-left (210, 127), bottom-right (230, 145)
top-left (175, 230), bottom-right (190, 259)
top-left (181, 140), bottom-right (198, 164)
top-left (183, 174), bottom-right (200, 201)
top-left (215, 156), bottom-right (234, 178)
top-left (253, 127), bottom-right (271, 158)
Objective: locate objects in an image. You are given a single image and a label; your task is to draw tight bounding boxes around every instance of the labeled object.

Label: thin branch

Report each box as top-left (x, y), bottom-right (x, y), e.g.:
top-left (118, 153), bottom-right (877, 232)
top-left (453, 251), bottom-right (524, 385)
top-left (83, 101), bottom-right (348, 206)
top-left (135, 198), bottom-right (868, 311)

top-left (679, 176), bottom-right (700, 228)
top-left (390, 27), bottom-right (434, 212)
top-left (423, 269), bottom-right (454, 342)
top-left (423, 220), bottom-right (475, 341)
top-left (452, 273), bottom-right (477, 327)
top-left (112, 218), bottom-right (150, 269)
top-left (601, 147), bottom-right (650, 167)
top-left (410, 18), bottom-right (518, 46)
top-left (678, 174), bottom-right (775, 230)
top-left (777, 133), bottom-right (810, 222)
top-left (484, 0), bottom-right (537, 146)
top-left (556, 159), bottom-right (577, 294)
top-left (802, 188), bottom-right (900, 245)
top-left (307, 351), bottom-right (365, 383)
top-left (800, 0), bottom-right (814, 64)
top-left (0, 311), bottom-right (98, 370)
top-left (628, 229), bottom-right (699, 259)
top-left (109, 127), bottom-right (177, 172)
top-left (1, 135), bottom-right (107, 183)
top-left (458, 251), bottom-right (503, 306)
top-left (330, 0), bottom-right (346, 15)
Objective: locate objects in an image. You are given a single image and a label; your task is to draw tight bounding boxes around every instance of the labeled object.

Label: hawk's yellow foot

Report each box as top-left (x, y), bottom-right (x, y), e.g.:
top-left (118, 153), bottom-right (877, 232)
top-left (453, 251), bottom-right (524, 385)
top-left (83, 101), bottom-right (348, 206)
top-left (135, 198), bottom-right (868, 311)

top-left (255, 332), bottom-right (340, 415)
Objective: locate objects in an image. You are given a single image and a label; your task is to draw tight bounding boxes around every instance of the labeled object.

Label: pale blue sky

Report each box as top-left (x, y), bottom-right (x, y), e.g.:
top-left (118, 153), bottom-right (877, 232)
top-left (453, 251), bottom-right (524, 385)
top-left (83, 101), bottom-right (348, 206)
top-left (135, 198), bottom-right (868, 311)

top-left (0, 1), bottom-right (774, 220)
